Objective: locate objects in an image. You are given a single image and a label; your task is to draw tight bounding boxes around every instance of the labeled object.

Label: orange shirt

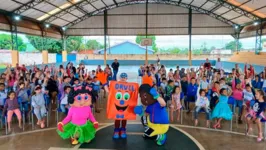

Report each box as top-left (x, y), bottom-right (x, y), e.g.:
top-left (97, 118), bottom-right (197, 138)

top-left (142, 74), bottom-right (153, 86)
top-left (96, 72), bottom-right (108, 85)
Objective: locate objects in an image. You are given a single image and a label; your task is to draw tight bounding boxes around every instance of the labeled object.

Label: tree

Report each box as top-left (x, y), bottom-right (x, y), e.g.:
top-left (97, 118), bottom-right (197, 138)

top-left (66, 36), bottom-right (83, 52)
top-left (225, 41), bottom-right (243, 51)
top-left (0, 34), bottom-right (27, 51)
top-left (135, 35), bottom-right (158, 53)
top-left (86, 40), bottom-right (104, 50)
top-left (26, 35), bottom-right (62, 53)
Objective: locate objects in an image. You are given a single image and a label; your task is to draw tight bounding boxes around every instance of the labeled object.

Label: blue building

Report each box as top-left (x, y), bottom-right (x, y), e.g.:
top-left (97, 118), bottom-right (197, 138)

top-left (97, 41), bottom-right (154, 54)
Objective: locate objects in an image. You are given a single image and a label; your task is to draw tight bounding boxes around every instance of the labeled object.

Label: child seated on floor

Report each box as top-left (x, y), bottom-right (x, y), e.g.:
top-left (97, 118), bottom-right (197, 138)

top-left (245, 89), bottom-right (266, 142)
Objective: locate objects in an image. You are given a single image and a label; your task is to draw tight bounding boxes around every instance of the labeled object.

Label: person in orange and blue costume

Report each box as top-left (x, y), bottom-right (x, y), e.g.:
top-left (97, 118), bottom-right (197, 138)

top-left (105, 73), bottom-right (139, 139)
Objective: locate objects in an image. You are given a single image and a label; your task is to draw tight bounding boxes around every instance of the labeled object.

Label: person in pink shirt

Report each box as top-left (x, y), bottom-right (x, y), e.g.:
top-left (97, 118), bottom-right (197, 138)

top-left (57, 85), bottom-right (98, 145)
top-left (232, 75), bottom-right (244, 124)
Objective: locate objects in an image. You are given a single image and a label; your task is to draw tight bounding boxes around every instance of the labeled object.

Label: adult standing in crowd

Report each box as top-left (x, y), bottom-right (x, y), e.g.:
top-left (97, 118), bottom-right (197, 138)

top-left (215, 58), bottom-right (223, 70)
top-left (111, 59), bottom-right (119, 81)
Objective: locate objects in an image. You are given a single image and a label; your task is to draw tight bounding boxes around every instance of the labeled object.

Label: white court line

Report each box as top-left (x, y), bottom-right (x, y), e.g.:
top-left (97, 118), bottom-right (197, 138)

top-left (173, 124), bottom-right (258, 138)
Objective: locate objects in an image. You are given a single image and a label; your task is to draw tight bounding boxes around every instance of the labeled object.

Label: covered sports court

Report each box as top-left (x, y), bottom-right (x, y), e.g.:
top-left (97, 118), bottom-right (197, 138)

top-left (0, 0), bottom-right (266, 150)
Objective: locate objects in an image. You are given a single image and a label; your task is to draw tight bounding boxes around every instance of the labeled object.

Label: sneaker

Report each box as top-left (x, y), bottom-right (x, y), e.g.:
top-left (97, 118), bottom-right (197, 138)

top-left (71, 138), bottom-right (78, 145)
top-left (113, 128), bottom-right (120, 139)
top-left (120, 128), bottom-right (127, 138)
top-left (156, 134), bottom-right (167, 146)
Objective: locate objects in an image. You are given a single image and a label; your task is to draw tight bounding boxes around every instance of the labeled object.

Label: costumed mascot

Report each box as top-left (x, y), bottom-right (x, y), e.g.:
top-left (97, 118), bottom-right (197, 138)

top-left (57, 85), bottom-right (99, 145)
top-left (106, 73), bottom-right (139, 139)
top-left (135, 84), bottom-right (169, 146)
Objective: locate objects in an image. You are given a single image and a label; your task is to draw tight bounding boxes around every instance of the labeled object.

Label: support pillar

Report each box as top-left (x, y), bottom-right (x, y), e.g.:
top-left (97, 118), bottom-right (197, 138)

top-left (62, 50), bottom-right (67, 62)
top-left (145, 0), bottom-right (148, 65)
top-left (42, 50), bottom-right (48, 64)
top-left (255, 20), bottom-right (263, 55)
top-left (188, 8), bottom-right (192, 66)
top-left (11, 50), bottom-right (19, 67)
top-left (104, 10), bottom-right (108, 65)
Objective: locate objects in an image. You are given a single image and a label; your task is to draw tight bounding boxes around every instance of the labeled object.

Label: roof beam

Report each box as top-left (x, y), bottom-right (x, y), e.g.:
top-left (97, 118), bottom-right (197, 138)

top-left (11, 0), bottom-right (71, 23)
top-left (113, 0), bottom-right (118, 6)
top-left (66, 0), bottom-right (88, 15)
top-left (101, 0), bottom-right (108, 7)
top-left (65, 0), bottom-right (235, 28)
top-left (43, 0), bottom-right (93, 23)
top-left (217, 0), bottom-right (260, 21)
top-left (12, 0), bottom-right (45, 14)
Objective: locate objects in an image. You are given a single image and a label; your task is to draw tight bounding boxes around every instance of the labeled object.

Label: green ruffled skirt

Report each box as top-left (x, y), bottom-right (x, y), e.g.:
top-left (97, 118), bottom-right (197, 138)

top-left (57, 121), bottom-right (96, 143)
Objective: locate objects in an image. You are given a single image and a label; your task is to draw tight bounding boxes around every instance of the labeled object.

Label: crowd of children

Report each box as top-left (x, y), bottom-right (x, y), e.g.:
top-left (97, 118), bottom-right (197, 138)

top-left (0, 62), bottom-right (113, 133)
top-left (0, 59), bottom-right (265, 142)
top-left (139, 59), bottom-right (266, 142)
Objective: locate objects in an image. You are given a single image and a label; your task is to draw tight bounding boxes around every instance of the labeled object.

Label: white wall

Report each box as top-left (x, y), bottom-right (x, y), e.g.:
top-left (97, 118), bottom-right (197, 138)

top-left (0, 51), bottom-right (56, 65)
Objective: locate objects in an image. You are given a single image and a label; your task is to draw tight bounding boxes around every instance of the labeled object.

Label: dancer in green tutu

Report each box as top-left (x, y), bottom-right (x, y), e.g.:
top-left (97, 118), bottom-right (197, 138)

top-left (57, 85), bottom-right (98, 145)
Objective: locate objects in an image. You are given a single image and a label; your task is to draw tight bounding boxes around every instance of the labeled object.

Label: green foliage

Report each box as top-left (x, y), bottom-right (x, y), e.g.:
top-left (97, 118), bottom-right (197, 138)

top-left (0, 34), bottom-right (27, 51)
top-left (135, 35), bottom-right (158, 53)
top-left (26, 35), bottom-right (62, 53)
top-left (66, 36), bottom-right (83, 52)
top-left (225, 41), bottom-right (243, 51)
top-left (86, 40), bottom-right (104, 50)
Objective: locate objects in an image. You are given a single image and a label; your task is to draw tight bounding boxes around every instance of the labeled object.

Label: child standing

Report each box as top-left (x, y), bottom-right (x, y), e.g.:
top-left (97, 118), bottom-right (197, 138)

top-left (60, 86), bottom-right (71, 115)
top-left (31, 85), bottom-right (47, 128)
top-left (194, 86), bottom-right (210, 127)
top-left (232, 75), bottom-right (244, 123)
top-left (211, 88), bottom-right (232, 129)
top-left (245, 89), bottom-right (266, 142)
top-left (165, 80), bottom-right (174, 102)
top-left (170, 86), bottom-right (182, 122)
top-left (2, 91), bottom-right (22, 132)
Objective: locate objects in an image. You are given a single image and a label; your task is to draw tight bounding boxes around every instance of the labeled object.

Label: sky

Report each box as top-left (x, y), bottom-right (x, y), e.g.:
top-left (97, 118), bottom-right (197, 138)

top-left (0, 31), bottom-right (263, 50)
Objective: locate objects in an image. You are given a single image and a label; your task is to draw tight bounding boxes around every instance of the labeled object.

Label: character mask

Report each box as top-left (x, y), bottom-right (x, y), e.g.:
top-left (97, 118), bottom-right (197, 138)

top-left (107, 81), bottom-right (139, 120)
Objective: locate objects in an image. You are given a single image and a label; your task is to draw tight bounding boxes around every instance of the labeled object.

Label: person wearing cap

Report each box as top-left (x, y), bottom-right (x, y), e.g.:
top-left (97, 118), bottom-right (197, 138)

top-left (105, 72), bottom-right (130, 139)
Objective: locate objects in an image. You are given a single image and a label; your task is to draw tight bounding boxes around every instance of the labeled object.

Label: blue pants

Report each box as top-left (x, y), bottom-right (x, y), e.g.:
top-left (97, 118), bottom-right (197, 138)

top-left (21, 102), bottom-right (29, 112)
top-left (194, 106), bottom-right (210, 120)
top-left (60, 104), bottom-right (69, 115)
top-left (33, 105), bottom-right (47, 120)
top-left (113, 70), bottom-right (118, 81)
top-left (234, 100), bottom-right (243, 117)
top-left (0, 109), bottom-right (5, 124)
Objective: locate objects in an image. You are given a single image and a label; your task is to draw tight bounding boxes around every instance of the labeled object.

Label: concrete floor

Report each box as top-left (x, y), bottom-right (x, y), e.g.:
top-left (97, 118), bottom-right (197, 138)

top-left (0, 90), bottom-right (265, 150)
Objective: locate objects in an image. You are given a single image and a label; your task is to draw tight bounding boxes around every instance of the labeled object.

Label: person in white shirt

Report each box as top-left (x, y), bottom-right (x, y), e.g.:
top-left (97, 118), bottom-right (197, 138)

top-left (200, 76), bottom-right (209, 92)
top-left (60, 86), bottom-right (71, 114)
top-left (215, 58), bottom-right (223, 70)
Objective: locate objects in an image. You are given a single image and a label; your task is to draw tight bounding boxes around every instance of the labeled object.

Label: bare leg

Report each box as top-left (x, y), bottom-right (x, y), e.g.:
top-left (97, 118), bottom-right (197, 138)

top-left (176, 109), bottom-right (180, 121)
top-left (18, 119), bottom-right (22, 128)
top-left (194, 119), bottom-right (198, 126)
top-left (170, 108), bottom-right (174, 122)
top-left (7, 122), bottom-right (11, 132)
top-left (256, 118), bottom-right (263, 139)
top-left (246, 117), bottom-right (252, 134)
